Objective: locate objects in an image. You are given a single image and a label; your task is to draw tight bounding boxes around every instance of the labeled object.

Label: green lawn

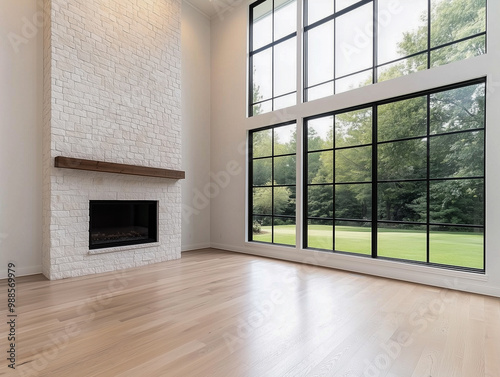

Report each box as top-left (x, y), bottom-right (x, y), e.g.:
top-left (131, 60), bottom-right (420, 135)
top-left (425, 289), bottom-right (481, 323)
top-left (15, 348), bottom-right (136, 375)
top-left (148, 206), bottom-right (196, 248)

top-left (253, 225), bottom-right (483, 269)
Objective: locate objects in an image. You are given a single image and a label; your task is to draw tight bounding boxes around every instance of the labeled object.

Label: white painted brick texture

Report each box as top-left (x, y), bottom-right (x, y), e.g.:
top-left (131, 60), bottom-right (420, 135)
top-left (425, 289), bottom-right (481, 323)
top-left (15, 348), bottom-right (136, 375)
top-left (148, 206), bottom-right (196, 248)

top-left (43, 0), bottom-right (182, 280)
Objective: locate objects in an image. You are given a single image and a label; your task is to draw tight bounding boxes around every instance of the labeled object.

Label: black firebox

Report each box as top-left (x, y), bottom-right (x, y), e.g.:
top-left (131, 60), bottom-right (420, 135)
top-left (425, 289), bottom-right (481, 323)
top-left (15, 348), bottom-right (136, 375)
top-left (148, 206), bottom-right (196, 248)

top-left (89, 200), bottom-right (158, 250)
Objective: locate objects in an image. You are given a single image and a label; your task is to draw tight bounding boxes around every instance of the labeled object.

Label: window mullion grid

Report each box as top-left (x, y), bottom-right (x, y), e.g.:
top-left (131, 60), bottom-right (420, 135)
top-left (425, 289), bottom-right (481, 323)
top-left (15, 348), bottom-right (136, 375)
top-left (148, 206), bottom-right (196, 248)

top-left (372, 105), bottom-right (378, 258)
top-left (297, 0), bottom-right (303, 106)
top-left (272, 128), bottom-right (275, 243)
top-left (294, 120), bottom-right (301, 249)
top-left (332, 116), bottom-right (336, 251)
top-left (426, 93), bottom-right (431, 263)
top-left (303, 121), bottom-right (309, 248)
top-left (427, 0), bottom-right (431, 69)
top-left (271, 0), bottom-right (275, 112)
top-left (304, 30), bottom-right (309, 102)
top-left (483, 85), bottom-right (487, 272)
top-left (249, 6), bottom-right (254, 117)
top-left (333, 13), bottom-right (336, 95)
top-left (373, 0), bottom-right (378, 84)
top-left (249, 132), bottom-right (254, 240)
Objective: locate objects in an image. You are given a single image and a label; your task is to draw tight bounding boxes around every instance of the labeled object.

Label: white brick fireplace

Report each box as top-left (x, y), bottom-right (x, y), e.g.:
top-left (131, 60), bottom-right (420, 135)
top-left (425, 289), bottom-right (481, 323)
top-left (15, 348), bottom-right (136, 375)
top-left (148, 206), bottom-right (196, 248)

top-left (42, 0), bottom-right (182, 280)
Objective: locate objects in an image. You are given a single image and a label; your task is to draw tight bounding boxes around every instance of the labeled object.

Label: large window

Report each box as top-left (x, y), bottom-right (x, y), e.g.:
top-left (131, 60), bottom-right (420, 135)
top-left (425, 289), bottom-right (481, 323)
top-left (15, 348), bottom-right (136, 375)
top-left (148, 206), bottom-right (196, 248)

top-left (304, 0), bottom-right (486, 101)
top-left (304, 79), bottom-right (485, 271)
top-left (249, 0), bottom-right (297, 116)
top-left (249, 122), bottom-right (297, 246)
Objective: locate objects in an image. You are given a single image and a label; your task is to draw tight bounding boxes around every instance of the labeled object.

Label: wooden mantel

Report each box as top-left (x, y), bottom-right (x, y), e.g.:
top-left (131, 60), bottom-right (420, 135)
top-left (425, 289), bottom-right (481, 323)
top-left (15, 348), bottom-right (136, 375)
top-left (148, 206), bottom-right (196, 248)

top-left (54, 156), bottom-right (185, 180)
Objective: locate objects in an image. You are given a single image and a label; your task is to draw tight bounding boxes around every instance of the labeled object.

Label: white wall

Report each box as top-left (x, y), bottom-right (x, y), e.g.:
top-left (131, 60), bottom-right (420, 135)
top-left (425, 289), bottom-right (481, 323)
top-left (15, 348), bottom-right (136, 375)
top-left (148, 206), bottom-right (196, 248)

top-left (210, 1), bottom-right (500, 297)
top-left (0, 0), bottom-right (43, 277)
top-left (181, 1), bottom-right (211, 251)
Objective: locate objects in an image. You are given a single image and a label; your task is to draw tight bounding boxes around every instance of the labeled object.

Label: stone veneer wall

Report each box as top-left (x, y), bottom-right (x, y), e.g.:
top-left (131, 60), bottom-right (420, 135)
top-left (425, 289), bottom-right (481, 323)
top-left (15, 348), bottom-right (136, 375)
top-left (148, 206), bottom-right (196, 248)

top-left (42, 0), bottom-right (182, 280)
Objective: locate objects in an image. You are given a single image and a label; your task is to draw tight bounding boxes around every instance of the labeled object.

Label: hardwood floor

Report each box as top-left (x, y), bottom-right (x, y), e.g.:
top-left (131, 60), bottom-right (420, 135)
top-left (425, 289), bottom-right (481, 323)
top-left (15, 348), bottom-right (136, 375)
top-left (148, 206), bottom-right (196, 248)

top-left (1, 249), bottom-right (499, 376)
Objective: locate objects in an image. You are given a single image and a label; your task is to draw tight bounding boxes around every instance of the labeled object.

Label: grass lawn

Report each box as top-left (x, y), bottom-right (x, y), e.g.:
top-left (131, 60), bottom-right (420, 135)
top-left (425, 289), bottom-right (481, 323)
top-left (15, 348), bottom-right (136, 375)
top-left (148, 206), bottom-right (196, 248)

top-left (253, 225), bottom-right (483, 269)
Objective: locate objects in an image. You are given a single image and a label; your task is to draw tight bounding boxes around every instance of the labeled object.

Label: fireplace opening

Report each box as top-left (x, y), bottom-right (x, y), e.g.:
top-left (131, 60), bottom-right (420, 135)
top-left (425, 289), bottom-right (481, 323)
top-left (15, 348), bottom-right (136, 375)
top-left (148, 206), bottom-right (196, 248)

top-left (89, 200), bottom-right (158, 250)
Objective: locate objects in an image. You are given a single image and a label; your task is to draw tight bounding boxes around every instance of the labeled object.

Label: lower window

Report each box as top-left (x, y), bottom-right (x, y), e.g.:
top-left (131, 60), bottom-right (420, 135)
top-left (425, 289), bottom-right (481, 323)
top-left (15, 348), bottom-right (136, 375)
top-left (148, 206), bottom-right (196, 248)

top-left (249, 121), bottom-right (297, 246)
top-left (304, 79), bottom-right (485, 272)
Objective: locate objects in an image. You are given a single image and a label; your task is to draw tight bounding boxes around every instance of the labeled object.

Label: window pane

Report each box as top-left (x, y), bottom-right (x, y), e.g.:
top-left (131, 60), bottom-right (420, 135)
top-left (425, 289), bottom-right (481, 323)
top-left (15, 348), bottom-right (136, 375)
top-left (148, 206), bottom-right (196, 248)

top-left (378, 182), bottom-right (427, 222)
top-left (308, 151), bottom-right (333, 184)
top-left (308, 219), bottom-right (333, 250)
top-left (274, 217), bottom-right (296, 246)
top-left (431, 35), bottom-right (486, 68)
top-left (378, 96), bottom-right (427, 142)
top-left (252, 0), bottom-right (273, 50)
top-left (308, 185), bottom-right (334, 218)
top-left (253, 158), bottom-right (272, 186)
top-left (307, 21), bottom-right (334, 87)
top-left (378, 224), bottom-right (427, 262)
top-left (429, 131), bottom-right (484, 179)
top-left (274, 155), bottom-right (296, 185)
top-left (274, 93), bottom-right (296, 110)
top-left (274, 124), bottom-right (296, 155)
top-left (252, 215), bottom-right (273, 243)
top-left (377, 53), bottom-right (427, 82)
top-left (430, 179), bottom-right (484, 225)
top-left (274, 0), bottom-right (297, 40)
top-left (335, 3), bottom-right (373, 78)
top-left (274, 38), bottom-right (297, 97)
top-left (335, 108), bottom-right (372, 148)
top-left (335, 221), bottom-right (371, 255)
top-left (306, 82), bottom-right (334, 101)
top-left (308, 116), bottom-right (334, 151)
top-left (335, 70), bottom-right (372, 94)
top-left (250, 123), bottom-right (296, 246)
top-left (430, 0), bottom-right (486, 48)
top-left (335, 183), bottom-right (371, 220)
top-left (429, 226), bottom-right (484, 269)
top-left (253, 187), bottom-right (273, 215)
top-left (378, 139), bottom-right (427, 180)
top-left (252, 129), bottom-right (272, 158)
top-left (430, 83), bottom-right (485, 134)
top-left (335, 146), bottom-right (372, 183)
top-left (308, 0), bottom-right (334, 25)
top-left (252, 49), bottom-right (273, 102)
top-left (253, 100), bottom-right (272, 116)
top-left (274, 187), bottom-right (296, 216)
top-left (378, 0), bottom-right (427, 65)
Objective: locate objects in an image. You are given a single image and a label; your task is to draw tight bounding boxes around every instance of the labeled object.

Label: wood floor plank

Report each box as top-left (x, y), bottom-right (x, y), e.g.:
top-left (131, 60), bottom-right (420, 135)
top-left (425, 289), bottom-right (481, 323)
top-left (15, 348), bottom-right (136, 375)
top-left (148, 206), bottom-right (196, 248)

top-left (0, 248), bottom-right (498, 377)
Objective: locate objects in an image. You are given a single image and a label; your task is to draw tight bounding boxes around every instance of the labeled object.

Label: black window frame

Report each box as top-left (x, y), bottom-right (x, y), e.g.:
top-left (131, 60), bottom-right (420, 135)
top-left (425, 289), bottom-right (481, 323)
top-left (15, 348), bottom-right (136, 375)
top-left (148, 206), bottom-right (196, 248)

top-left (249, 0), bottom-right (298, 117)
top-left (249, 120), bottom-right (297, 246)
top-left (303, 0), bottom-right (487, 102)
top-left (303, 77), bottom-right (486, 273)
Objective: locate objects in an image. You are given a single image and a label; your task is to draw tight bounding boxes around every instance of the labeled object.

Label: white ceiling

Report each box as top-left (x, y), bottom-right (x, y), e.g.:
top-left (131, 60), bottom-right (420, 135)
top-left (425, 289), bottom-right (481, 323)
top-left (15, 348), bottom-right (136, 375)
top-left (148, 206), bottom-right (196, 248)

top-left (185, 0), bottom-right (221, 18)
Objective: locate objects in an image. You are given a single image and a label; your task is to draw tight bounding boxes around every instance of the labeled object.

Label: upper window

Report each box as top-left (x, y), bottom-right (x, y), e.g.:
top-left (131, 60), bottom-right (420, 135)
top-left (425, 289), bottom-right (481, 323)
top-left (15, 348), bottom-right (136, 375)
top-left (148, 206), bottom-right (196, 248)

top-left (249, 0), bottom-right (297, 116)
top-left (304, 0), bottom-right (486, 101)
top-left (249, 122), bottom-right (297, 246)
top-left (304, 79), bottom-right (485, 271)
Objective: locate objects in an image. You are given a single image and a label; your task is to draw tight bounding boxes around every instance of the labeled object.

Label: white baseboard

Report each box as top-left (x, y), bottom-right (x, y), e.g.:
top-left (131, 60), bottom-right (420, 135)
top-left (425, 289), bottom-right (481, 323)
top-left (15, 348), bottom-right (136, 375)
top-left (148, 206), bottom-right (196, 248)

top-left (181, 242), bottom-right (211, 252)
top-left (0, 265), bottom-right (42, 280)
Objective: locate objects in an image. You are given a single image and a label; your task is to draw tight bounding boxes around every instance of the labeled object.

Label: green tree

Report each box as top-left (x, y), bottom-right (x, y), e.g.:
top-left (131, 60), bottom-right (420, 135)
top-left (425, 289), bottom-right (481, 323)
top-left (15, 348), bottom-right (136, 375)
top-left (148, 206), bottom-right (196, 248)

top-left (253, 183), bottom-right (293, 215)
top-left (381, 0), bottom-right (486, 81)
